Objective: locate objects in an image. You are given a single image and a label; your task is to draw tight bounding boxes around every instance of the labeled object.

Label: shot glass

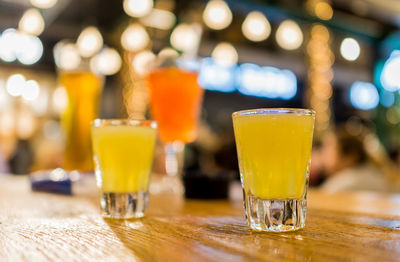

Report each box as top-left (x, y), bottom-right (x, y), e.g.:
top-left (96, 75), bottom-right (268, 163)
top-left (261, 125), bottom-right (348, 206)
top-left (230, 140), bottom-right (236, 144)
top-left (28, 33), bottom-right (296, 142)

top-left (91, 119), bottom-right (157, 219)
top-left (232, 108), bottom-right (315, 232)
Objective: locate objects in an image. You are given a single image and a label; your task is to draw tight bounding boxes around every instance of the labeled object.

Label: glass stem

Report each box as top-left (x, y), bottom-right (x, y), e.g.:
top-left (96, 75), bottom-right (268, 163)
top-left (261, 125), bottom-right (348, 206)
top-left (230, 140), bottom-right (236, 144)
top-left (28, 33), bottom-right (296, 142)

top-left (164, 141), bottom-right (185, 177)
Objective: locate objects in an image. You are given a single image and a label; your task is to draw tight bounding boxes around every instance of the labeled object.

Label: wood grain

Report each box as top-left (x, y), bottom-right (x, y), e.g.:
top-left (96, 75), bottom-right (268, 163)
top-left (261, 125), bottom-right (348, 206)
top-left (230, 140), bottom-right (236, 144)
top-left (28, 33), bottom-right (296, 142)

top-left (0, 175), bottom-right (400, 262)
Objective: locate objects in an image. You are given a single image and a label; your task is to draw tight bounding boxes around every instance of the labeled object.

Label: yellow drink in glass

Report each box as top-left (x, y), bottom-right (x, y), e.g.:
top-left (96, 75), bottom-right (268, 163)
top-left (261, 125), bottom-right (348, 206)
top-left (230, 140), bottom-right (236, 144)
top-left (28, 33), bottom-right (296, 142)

top-left (91, 119), bottom-right (157, 219)
top-left (232, 108), bottom-right (315, 232)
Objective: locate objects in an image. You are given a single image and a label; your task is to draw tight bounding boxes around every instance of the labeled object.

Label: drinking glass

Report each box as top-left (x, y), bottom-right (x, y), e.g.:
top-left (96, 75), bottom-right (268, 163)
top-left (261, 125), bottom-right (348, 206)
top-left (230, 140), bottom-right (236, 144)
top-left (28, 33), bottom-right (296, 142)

top-left (232, 108), bottom-right (315, 232)
top-left (59, 70), bottom-right (103, 172)
top-left (91, 119), bottom-right (157, 219)
top-left (147, 58), bottom-right (204, 188)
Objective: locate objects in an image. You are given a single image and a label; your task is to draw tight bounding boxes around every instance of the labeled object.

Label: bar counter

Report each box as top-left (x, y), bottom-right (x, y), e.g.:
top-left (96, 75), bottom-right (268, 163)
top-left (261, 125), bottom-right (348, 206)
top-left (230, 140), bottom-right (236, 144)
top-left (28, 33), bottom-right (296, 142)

top-left (1, 175), bottom-right (400, 261)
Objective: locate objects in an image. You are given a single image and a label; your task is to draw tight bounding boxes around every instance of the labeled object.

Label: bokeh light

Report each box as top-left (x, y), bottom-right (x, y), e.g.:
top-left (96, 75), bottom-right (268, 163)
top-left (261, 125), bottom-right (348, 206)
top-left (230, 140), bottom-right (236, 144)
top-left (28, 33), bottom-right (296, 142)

top-left (242, 11), bottom-right (271, 42)
top-left (211, 42), bottom-right (238, 67)
top-left (237, 63), bottom-right (297, 99)
top-left (315, 1), bottom-right (333, 20)
top-left (276, 20), bottom-right (303, 50)
top-left (121, 23), bottom-right (150, 52)
top-left (53, 41), bottom-right (81, 70)
top-left (340, 37), bottom-right (360, 61)
top-left (123, 0), bottom-right (153, 18)
top-left (381, 50), bottom-right (400, 92)
top-left (22, 80), bottom-right (40, 101)
top-left (132, 50), bottom-right (156, 76)
top-left (140, 8), bottom-right (176, 30)
top-left (16, 33), bottom-right (43, 65)
top-left (198, 57), bottom-right (236, 92)
top-left (350, 81), bottom-right (379, 110)
top-left (18, 8), bottom-right (45, 36)
top-left (6, 74), bottom-right (26, 97)
top-left (170, 23), bottom-right (199, 52)
top-left (76, 26), bottom-right (103, 58)
top-left (0, 29), bottom-right (19, 62)
top-left (52, 86), bottom-right (68, 114)
top-left (202, 0), bottom-right (232, 30)
top-left (90, 48), bottom-right (122, 75)
top-left (380, 90), bottom-right (395, 108)
top-left (30, 0), bottom-right (58, 9)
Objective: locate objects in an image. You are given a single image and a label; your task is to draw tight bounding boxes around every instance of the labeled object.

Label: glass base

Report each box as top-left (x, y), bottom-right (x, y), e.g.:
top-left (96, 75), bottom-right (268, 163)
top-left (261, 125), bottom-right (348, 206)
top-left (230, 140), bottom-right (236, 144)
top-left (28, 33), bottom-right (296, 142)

top-left (100, 191), bottom-right (149, 219)
top-left (244, 193), bottom-right (306, 232)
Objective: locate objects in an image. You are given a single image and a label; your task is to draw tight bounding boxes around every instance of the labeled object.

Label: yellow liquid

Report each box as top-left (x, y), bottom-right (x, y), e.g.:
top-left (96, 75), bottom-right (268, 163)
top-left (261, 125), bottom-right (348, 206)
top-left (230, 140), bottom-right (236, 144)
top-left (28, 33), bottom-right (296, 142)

top-left (59, 71), bottom-right (102, 171)
top-left (233, 112), bottom-right (314, 199)
top-left (91, 125), bottom-right (157, 193)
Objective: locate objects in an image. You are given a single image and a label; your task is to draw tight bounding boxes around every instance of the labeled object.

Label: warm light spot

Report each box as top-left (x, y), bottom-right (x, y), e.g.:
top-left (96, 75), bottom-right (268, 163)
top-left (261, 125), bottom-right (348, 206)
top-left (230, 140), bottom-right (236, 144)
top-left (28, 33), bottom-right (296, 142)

top-left (90, 48), bottom-right (122, 75)
top-left (123, 0), bottom-right (153, 18)
top-left (30, 0), bottom-right (58, 9)
top-left (211, 42), bottom-right (238, 67)
top-left (121, 23), bottom-right (149, 52)
top-left (132, 51), bottom-right (156, 76)
top-left (276, 20), bottom-right (303, 50)
top-left (242, 11), bottom-right (271, 42)
top-left (340, 37), bottom-right (360, 61)
top-left (18, 8), bottom-right (45, 36)
top-left (202, 0), bottom-right (232, 30)
top-left (76, 26), bottom-right (103, 58)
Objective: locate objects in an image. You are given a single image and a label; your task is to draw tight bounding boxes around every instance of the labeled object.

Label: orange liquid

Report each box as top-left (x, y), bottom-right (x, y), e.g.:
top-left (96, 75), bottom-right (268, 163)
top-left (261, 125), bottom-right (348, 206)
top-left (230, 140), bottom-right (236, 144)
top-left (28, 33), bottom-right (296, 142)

top-left (59, 71), bottom-right (102, 171)
top-left (147, 67), bottom-right (204, 143)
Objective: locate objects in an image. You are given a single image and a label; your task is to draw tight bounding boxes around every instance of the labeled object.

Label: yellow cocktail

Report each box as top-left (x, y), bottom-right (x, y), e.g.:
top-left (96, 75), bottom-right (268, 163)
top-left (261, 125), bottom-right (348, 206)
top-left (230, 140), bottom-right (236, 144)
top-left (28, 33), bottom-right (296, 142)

top-left (232, 108), bottom-right (315, 231)
top-left (91, 119), bottom-right (157, 218)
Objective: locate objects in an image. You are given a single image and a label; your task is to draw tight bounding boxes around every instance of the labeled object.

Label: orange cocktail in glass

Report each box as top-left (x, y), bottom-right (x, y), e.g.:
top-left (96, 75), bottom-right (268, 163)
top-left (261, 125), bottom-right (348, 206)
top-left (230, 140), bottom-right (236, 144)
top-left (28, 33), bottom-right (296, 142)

top-left (147, 67), bottom-right (203, 144)
top-left (147, 63), bottom-right (204, 180)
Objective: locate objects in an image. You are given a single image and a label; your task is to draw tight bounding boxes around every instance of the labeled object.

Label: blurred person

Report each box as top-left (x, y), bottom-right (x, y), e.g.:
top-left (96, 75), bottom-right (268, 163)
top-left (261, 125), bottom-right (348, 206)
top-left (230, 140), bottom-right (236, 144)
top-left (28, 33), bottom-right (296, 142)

top-left (0, 149), bottom-right (9, 174)
top-left (8, 139), bottom-right (34, 175)
top-left (319, 126), bottom-right (396, 193)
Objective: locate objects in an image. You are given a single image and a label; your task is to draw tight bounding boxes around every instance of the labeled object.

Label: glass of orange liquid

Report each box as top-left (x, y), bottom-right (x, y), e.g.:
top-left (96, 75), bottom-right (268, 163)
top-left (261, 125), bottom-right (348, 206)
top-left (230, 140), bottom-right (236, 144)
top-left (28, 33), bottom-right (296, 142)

top-left (147, 58), bottom-right (204, 187)
top-left (59, 70), bottom-right (103, 172)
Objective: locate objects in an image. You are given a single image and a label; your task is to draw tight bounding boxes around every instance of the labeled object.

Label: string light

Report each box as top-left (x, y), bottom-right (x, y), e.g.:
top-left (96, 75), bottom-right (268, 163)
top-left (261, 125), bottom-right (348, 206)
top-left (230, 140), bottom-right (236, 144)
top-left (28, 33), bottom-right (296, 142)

top-left (121, 23), bottom-right (149, 52)
top-left (123, 0), bottom-right (153, 18)
top-left (276, 20), bottom-right (303, 50)
top-left (76, 26), bottom-right (103, 58)
top-left (211, 42), bottom-right (238, 67)
top-left (315, 1), bottom-right (333, 20)
top-left (202, 0), bottom-right (232, 30)
top-left (306, 24), bottom-right (334, 134)
top-left (18, 8), bottom-right (45, 36)
top-left (340, 37), bottom-right (360, 61)
top-left (242, 11), bottom-right (271, 42)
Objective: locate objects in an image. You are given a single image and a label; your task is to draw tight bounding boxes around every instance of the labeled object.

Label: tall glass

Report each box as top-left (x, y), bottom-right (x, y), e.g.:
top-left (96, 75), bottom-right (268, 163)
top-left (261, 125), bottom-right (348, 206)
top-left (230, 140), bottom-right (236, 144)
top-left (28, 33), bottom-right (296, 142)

top-left (59, 71), bottom-right (103, 172)
top-left (232, 108), bottom-right (315, 232)
top-left (147, 62), bottom-right (204, 179)
top-left (91, 119), bottom-right (157, 218)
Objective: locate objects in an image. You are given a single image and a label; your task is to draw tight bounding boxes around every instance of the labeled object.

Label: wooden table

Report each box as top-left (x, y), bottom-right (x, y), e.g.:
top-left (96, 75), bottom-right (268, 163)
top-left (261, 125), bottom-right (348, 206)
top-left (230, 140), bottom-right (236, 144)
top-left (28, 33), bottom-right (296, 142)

top-left (1, 175), bottom-right (400, 262)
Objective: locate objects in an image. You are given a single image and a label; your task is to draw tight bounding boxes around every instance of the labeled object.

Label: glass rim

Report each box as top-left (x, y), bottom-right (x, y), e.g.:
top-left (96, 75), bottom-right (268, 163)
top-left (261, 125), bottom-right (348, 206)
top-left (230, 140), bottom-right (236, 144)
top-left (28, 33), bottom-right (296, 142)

top-left (232, 108), bottom-right (316, 117)
top-left (92, 118), bottom-right (157, 128)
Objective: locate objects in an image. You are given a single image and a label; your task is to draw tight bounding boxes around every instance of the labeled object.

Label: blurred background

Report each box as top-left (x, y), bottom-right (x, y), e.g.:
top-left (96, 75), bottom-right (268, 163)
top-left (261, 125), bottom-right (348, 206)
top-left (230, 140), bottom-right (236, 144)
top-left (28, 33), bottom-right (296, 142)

top-left (1, 0), bottom-right (400, 192)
